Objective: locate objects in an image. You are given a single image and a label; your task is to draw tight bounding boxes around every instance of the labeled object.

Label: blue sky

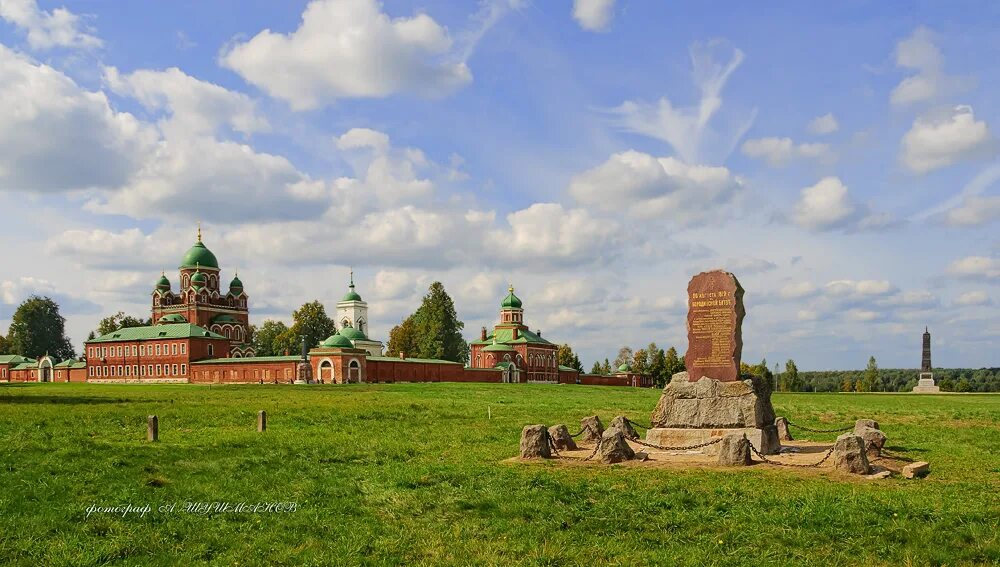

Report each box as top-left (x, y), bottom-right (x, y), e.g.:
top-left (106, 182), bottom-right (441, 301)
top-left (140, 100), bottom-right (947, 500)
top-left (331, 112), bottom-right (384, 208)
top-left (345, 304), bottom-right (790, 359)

top-left (0, 0), bottom-right (997, 370)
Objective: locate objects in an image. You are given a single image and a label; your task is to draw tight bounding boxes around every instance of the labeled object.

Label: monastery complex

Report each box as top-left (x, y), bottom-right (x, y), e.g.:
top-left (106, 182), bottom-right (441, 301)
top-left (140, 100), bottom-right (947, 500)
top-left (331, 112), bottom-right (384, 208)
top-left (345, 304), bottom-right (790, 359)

top-left (1, 231), bottom-right (651, 388)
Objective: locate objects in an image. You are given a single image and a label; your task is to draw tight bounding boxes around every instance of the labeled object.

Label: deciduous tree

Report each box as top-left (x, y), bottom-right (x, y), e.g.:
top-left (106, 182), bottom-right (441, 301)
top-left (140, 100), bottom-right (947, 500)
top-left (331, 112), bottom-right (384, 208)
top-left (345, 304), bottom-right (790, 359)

top-left (252, 320), bottom-right (289, 357)
top-left (6, 296), bottom-right (74, 359)
top-left (386, 315), bottom-right (418, 358)
top-left (93, 312), bottom-right (151, 337)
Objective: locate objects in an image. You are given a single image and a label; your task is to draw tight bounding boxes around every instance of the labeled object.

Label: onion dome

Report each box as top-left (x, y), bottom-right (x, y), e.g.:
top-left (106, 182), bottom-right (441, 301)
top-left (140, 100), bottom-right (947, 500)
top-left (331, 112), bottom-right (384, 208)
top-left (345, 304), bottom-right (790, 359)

top-left (180, 225), bottom-right (219, 269)
top-left (229, 271), bottom-right (244, 294)
top-left (341, 270), bottom-right (362, 302)
top-left (339, 326), bottom-right (366, 340)
top-left (157, 314), bottom-right (187, 324)
top-left (191, 266), bottom-right (207, 288)
top-left (501, 284), bottom-right (522, 309)
top-left (155, 272), bottom-right (171, 291)
top-left (618, 362), bottom-right (632, 373)
top-left (320, 333), bottom-right (353, 348)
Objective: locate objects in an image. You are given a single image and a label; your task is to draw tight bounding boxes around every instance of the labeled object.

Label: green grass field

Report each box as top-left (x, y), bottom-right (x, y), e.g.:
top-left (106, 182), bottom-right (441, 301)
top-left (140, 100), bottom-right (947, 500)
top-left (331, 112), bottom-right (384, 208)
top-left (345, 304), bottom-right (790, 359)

top-left (1, 383), bottom-right (998, 566)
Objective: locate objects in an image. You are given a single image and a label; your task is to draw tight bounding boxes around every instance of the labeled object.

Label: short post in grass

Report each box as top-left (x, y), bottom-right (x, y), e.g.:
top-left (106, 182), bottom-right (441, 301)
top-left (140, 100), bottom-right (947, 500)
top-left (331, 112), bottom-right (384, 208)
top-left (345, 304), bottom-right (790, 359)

top-left (257, 410), bottom-right (267, 432)
top-left (147, 415), bottom-right (158, 442)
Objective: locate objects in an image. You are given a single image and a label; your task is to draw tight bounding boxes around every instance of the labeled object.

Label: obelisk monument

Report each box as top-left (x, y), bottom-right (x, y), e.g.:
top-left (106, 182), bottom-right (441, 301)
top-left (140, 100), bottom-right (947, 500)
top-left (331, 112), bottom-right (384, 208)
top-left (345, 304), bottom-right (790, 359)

top-left (912, 327), bottom-right (940, 393)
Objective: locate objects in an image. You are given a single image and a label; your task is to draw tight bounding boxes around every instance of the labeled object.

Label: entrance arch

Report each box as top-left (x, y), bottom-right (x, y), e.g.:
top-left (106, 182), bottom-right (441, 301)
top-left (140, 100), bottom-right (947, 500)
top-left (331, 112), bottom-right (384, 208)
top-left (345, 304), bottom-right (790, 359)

top-left (38, 356), bottom-right (54, 383)
top-left (348, 359), bottom-right (361, 383)
top-left (318, 359), bottom-right (334, 384)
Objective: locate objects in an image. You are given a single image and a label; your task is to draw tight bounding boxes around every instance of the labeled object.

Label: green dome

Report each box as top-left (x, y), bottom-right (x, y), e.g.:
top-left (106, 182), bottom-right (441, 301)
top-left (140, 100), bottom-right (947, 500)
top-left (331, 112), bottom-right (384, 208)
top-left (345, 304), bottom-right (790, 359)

top-left (618, 362), bottom-right (631, 373)
top-left (155, 273), bottom-right (171, 290)
top-left (191, 269), bottom-right (207, 285)
top-left (501, 285), bottom-right (522, 309)
top-left (229, 273), bottom-right (243, 291)
top-left (320, 333), bottom-right (353, 348)
top-left (180, 240), bottom-right (219, 269)
top-left (339, 326), bottom-right (366, 340)
top-left (212, 314), bottom-right (239, 323)
top-left (158, 314), bottom-right (187, 324)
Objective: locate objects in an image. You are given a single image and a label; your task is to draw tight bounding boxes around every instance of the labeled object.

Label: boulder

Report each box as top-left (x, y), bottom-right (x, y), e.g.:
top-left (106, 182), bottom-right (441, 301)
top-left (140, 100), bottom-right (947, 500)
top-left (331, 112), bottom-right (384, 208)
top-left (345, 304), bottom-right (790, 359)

top-left (579, 415), bottom-right (604, 443)
top-left (717, 433), bottom-right (753, 466)
top-left (775, 417), bottom-right (793, 441)
top-left (547, 424), bottom-right (578, 451)
top-left (597, 428), bottom-right (635, 464)
top-left (651, 372), bottom-right (776, 429)
top-left (519, 425), bottom-right (552, 459)
top-left (833, 433), bottom-right (871, 474)
top-left (855, 426), bottom-right (887, 457)
top-left (609, 415), bottom-right (638, 439)
top-left (855, 419), bottom-right (880, 432)
top-left (902, 461), bottom-right (930, 479)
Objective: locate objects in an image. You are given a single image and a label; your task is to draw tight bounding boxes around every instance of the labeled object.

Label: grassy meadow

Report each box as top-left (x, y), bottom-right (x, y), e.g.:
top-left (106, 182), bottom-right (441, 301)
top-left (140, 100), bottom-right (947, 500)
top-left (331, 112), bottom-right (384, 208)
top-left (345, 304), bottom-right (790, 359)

top-left (0, 382), bottom-right (998, 566)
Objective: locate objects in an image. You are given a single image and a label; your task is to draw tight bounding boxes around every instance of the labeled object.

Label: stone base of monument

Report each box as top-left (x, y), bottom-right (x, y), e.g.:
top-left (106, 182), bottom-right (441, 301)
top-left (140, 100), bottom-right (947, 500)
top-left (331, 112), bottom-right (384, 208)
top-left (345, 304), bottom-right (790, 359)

top-left (912, 374), bottom-right (940, 393)
top-left (649, 371), bottom-right (780, 455)
top-left (645, 425), bottom-right (779, 456)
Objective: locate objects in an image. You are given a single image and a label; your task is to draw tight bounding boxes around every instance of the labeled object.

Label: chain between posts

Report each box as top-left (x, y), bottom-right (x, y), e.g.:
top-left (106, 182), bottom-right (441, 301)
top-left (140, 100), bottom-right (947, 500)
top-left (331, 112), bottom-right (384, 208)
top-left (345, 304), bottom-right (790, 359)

top-left (786, 421), bottom-right (852, 433)
top-left (749, 442), bottom-right (835, 468)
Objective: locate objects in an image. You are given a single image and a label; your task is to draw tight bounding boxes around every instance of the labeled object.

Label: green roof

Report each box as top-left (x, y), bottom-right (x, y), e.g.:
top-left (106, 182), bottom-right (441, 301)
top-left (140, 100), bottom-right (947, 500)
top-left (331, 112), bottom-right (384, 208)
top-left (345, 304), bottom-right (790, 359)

top-left (87, 323), bottom-right (226, 343)
top-left (494, 361), bottom-right (514, 369)
top-left (0, 355), bottom-right (35, 365)
top-left (339, 326), bottom-right (366, 340)
top-left (193, 356), bottom-right (300, 365)
top-left (229, 274), bottom-right (243, 290)
top-left (501, 286), bottom-right (522, 309)
top-left (482, 343), bottom-right (515, 352)
top-left (54, 358), bottom-right (85, 368)
top-left (471, 327), bottom-right (553, 346)
top-left (366, 356), bottom-right (462, 365)
top-left (341, 285), bottom-right (362, 302)
top-left (181, 239), bottom-right (219, 270)
top-left (156, 273), bottom-right (171, 289)
top-left (12, 362), bottom-right (35, 370)
top-left (558, 365), bottom-right (578, 372)
top-left (618, 362), bottom-right (632, 372)
top-left (191, 269), bottom-right (207, 284)
top-left (320, 333), bottom-right (353, 348)
top-left (158, 314), bottom-right (187, 324)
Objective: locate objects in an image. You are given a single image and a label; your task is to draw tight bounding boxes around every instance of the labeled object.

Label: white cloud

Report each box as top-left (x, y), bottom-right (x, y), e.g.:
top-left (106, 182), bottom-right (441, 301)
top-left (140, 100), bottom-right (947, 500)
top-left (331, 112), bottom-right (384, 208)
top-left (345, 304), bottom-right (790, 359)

top-left (780, 282), bottom-right (816, 299)
top-left (942, 195), bottom-right (1000, 227)
top-left (724, 257), bottom-right (777, 275)
top-left (373, 270), bottom-right (418, 300)
top-left (807, 113), bottom-right (838, 135)
top-left (491, 203), bottom-right (623, 267)
top-left (0, 45), bottom-right (155, 193)
top-left (740, 137), bottom-right (832, 166)
top-left (220, 0), bottom-right (472, 110)
top-left (846, 309), bottom-right (879, 322)
top-left (336, 128), bottom-right (391, 153)
top-left (0, 0), bottom-right (101, 50)
top-left (890, 27), bottom-right (973, 106)
top-left (610, 41), bottom-right (756, 164)
top-left (572, 0), bottom-right (615, 32)
top-left (104, 66), bottom-right (268, 137)
top-left (824, 279), bottom-right (895, 298)
top-left (946, 256), bottom-right (1000, 280)
top-left (954, 291), bottom-right (991, 307)
top-left (45, 228), bottom-right (173, 270)
top-left (901, 106), bottom-right (992, 174)
top-left (569, 150), bottom-right (744, 224)
top-left (791, 177), bottom-right (892, 232)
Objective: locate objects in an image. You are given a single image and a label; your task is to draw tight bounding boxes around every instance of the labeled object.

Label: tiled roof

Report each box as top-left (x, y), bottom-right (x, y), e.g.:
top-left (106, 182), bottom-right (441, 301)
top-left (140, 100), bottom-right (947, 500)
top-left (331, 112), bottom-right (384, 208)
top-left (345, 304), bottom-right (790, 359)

top-left (471, 327), bottom-right (553, 346)
top-left (87, 323), bottom-right (226, 343)
top-left (0, 355), bottom-right (35, 365)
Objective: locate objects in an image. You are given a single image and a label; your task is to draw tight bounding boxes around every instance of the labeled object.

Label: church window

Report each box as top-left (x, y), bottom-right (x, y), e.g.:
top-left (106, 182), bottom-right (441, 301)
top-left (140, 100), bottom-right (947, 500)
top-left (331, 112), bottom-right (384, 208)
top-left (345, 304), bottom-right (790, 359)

top-left (155, 344), bottom-right (161, 356)
top-left (180, 343), bottom-right (186, 355)
top-left (208, 344), bottom-right (215, 357)
top-left (172, 364), bottom-right (179, 375)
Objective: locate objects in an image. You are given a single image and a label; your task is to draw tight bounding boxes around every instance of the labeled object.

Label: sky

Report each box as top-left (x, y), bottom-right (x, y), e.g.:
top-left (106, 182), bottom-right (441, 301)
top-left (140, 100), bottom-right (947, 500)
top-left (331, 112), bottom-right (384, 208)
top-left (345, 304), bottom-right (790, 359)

top-left (0, 0), bottom-right (998, 371)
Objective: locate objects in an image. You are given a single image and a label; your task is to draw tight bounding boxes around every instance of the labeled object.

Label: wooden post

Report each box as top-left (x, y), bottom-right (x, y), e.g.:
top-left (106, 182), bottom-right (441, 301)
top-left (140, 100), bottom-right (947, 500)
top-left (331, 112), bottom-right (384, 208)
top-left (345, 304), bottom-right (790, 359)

top-left (257, 410), bottom-right (266, 432)
top-left (147, 415), bottom-right (158, 442)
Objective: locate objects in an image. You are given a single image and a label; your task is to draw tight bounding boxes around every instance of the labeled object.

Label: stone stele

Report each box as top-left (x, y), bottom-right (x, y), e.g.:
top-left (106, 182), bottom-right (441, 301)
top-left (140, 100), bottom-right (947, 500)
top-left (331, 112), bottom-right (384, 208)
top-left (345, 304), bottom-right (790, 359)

top-left (647, 371), bottom-right (780, 455)
top-left (684, 270), bottom-right (745, 383)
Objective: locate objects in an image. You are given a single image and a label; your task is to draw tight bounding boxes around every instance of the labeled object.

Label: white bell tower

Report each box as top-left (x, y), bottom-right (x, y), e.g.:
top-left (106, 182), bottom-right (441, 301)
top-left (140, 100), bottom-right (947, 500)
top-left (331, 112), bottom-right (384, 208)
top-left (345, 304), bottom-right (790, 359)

top-left (336, 270), bottom-right (368, 335)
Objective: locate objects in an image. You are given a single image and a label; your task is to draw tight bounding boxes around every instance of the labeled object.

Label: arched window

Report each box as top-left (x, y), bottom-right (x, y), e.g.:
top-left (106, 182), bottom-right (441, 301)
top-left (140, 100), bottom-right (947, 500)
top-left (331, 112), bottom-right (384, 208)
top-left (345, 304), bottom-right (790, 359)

top-left (357, 319), bottom-right (365, 333)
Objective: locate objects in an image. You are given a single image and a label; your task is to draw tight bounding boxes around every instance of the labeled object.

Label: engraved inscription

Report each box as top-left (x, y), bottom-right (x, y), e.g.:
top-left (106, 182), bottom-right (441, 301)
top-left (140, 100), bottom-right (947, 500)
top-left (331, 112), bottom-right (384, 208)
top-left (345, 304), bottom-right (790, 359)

top-left (684, 271), bottom-right (745, 382)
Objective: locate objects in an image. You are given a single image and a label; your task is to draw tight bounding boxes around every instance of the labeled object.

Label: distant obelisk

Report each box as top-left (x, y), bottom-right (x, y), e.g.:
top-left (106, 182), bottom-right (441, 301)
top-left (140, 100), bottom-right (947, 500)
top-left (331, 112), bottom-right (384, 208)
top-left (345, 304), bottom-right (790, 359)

top-left (913, 327), bottom-right (940, 393)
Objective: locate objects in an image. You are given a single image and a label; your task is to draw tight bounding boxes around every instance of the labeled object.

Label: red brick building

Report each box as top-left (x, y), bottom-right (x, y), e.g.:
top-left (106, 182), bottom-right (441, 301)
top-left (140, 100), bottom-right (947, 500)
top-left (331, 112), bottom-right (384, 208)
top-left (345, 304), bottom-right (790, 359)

top-left (151, 226), bottom-right (253, 357)
top-left (84, 323), bottom-right (231, 382)
top-left (468, 286), bottom-right (561, 383)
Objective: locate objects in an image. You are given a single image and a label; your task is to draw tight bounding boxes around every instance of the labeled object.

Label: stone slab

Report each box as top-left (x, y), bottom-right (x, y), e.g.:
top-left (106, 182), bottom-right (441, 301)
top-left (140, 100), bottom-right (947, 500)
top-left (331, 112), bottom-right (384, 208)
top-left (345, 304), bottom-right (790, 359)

top-left (912, 385), bottom-right (941, 393)
top-left (684, 270), bottom-right (745, 382)
top-left (651, 373), bottom-right (776, 429)
top-left (902, 461), bottom-right (930, 479)
top-left (646, 425), bottom-right (779, 456)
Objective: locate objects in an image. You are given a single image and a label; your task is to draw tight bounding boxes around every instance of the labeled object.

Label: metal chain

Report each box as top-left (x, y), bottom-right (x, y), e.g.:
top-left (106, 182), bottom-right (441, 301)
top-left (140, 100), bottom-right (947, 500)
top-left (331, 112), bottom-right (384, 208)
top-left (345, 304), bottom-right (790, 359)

top-left (749, 442), bottom-right (835, 468)
top-left (786, 421), bottom-right (852, 433)
top-left (547, 434), bottom-right (562, 458)
top-left (582, 437), bottom-right (603, 461)
top-left (625, 418), bottom-right (653, 430)
top-left (629, 436), bottom-right (724, 452)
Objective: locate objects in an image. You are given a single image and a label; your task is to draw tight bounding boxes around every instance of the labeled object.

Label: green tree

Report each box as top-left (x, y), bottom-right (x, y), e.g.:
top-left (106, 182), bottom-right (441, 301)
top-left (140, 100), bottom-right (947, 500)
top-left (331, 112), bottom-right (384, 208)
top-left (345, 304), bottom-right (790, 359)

top-left (590, 361), bottom-right (602, 374)
top-left (649, 347), bottom-right (667, 387)
top-left (601, 358), bottom-right (612, 375)
top-left (411, 282), bottom-right (468, 363)
top-left (955, 378), bottom-right (971, 392)
top-left (557, 344), bottom-right (584, 372)
top-left (782, 359), bottom-right (800, 392)
top-left (862, 356), bottom-right (879, 392)
top-left (386, 315), bottom-right (418, 358)
top-left (613, 346), bottom-right (633, 369)
top-left (252, 320), bottom-right (289, 357)
top-left (6, 296), bottom-right (74, 359)
top-left (664, 346), bottom-right (684, 378)
top-left (841, 375), bottom-right (855, 392)
top-left (632, 348), bottom-right (649, 374)
top-left (279, 301), bottom-right (335, 356)
top-left (94, 311), bottom-right (151, 337)
top-left (0, 334), bottom-right (7, 355)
